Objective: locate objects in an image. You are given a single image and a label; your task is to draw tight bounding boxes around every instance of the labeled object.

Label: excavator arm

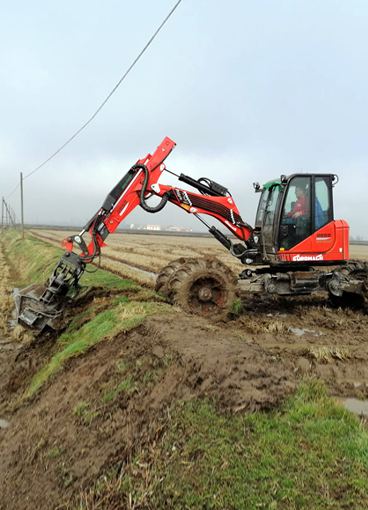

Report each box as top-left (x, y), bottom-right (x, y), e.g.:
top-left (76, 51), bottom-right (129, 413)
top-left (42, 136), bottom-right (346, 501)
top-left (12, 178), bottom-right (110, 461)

top-left (15, 137), bottom-right (256, 331)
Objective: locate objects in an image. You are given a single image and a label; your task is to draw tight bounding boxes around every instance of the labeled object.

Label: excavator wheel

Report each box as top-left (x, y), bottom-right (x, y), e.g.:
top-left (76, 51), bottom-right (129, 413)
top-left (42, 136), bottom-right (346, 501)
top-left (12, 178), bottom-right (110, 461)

top-left (155, 257), bottom-right (198, 295)
top-left (328, 261), bottom-right (368, 309)
top-left (328, 291), bottom-right (365, 309)
top-left (164, 258), bottom-right (237, 321)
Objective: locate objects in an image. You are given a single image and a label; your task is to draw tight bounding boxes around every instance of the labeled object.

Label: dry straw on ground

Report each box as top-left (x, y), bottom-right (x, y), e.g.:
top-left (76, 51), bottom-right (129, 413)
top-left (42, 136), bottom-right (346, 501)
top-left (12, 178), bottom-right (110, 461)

top-left (309, 345), bottom-right (351, 362)
top-left (0, 247), bottom-right (14, 336)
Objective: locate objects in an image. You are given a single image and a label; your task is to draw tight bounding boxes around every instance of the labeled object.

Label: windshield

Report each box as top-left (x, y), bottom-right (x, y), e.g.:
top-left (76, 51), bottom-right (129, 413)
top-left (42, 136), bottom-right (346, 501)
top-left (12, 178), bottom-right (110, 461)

top-left (264, 185), bottom-right (281, 225)
top-left (256, 190), bottom-right (268, 224)
top-left (256, 185), bottom-right (281, 225)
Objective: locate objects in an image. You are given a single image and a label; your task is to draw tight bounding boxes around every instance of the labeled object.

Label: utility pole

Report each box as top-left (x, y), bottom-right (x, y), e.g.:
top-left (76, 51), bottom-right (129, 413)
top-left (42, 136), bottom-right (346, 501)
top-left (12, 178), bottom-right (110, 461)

top-left (5, 199), bottom-right (8, 229)
top-left (20, 172), bottom-right (24, 239)
top-left (1, 197), bottom-right (4, 233)
top-left (3, 200), bottom-right (15, 228)
top-left (11, 207), bottom-right (15, 227)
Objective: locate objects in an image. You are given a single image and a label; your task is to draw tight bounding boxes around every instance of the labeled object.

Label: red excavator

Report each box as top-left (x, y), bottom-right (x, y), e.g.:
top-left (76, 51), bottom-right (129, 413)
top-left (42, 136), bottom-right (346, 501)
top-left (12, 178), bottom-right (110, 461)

top-left (15, 137), bottom-right (367, 331)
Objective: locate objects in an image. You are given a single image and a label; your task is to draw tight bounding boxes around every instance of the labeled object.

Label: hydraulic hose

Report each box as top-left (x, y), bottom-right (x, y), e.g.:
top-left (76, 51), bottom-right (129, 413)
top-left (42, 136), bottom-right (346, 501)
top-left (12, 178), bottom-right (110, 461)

top-left (134, 163), bottom-right (169, 213)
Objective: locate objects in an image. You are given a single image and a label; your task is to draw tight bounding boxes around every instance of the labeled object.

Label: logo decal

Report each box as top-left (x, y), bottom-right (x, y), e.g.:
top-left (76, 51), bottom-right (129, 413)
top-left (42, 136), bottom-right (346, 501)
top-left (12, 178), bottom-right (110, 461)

top-left (316, 233), bottom-right (331, 242)
top-left (117, 200), bottom-right (128, 216)
top-left (292, 254), bottom-right (323, 262)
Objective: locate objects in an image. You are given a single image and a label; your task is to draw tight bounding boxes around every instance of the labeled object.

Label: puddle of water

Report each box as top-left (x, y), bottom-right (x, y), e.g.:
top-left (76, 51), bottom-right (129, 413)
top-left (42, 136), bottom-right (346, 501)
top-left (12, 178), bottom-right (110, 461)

top-left (123, 263), bottom-right (157, 278)
top-left (0, 419), bottom-right (10, 429)
top-left (344, 398), bottom-right (368, 416)
top-left (290, 327), bottom-right (323, 337)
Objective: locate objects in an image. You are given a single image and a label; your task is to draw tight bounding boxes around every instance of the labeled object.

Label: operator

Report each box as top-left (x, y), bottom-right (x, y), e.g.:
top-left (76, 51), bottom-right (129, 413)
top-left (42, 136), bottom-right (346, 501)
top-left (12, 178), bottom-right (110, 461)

top-left (287, 186), bottom-right (308, 219)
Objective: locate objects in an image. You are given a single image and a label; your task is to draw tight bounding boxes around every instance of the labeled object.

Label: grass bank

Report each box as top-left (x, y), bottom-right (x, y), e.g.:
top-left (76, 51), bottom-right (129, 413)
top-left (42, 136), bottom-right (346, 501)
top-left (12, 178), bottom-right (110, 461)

top-left (26, 300), bottom-right (172, 398)
top-left (2, 230), bottom-right (141, 291)
top-left (83, 381), bottom-right (368, 510)
top-left (0, 230), bottom-right (172, 397)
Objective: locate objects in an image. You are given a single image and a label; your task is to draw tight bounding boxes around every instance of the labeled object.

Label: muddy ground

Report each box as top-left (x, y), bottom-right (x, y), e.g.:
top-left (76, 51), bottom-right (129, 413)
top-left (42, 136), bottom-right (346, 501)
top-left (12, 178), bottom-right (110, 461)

top-left (2, 287), bottom-right (368, 509)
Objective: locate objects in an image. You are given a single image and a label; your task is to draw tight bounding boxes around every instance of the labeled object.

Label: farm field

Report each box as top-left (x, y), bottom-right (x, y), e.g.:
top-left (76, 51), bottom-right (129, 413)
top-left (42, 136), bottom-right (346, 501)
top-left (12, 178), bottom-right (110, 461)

top-left (2, 229), bottom-right (368, 509)
top-left (30, 228), bottom-right (368, 279)
top-left (28, 229), bottom-right (247, 284)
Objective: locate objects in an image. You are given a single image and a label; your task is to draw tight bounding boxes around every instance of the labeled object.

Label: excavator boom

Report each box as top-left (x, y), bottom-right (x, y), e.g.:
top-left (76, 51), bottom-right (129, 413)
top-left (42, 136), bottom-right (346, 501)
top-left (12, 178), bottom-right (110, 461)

top-left (15, 137), bottom-right (253, 331)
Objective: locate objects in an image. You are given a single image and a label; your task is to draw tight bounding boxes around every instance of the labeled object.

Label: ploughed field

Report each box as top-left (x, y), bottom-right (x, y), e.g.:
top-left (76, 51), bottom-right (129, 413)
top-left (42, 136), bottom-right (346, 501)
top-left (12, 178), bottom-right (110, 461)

top-left (28, 229), bottom-right (248, 285)
top-left (2, 229), bottom-right (368, 510)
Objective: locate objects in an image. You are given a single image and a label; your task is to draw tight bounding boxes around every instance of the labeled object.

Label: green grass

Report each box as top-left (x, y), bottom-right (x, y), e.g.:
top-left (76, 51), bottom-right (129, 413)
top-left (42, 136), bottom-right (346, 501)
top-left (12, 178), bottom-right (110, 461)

top-left (0, 231), bottom-right (174, 399)
top-left (118, 381), bottom-right (368, 510)
top-left (2, 230), bottom-right (140, 292)
top-left (102, 377), bottom-right (136, 403)
top-left (47, 447), bottom-right (62, 459)
top-left (26, 301), bottom-right (172, 398)
top-left (74, 401), bottom-right (100, 425)
top-left (65, 307), bottom-right (95, 333)
top-left (231, 298), bottom-right (243, 314)
top-left (99, 351), bottom-right (175, 410)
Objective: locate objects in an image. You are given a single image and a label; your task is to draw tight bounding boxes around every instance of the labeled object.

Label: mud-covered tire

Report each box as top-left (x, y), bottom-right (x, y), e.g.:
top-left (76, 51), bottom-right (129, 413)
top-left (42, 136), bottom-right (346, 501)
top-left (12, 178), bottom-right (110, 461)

top-left (165, 258), bottom-right (237, 321)
top-left (328, 291), bottom-right (365, 309)
top-left (155, 257), bottom-right (198, 295)
top-left (329, 261), bottom-right (368, 309)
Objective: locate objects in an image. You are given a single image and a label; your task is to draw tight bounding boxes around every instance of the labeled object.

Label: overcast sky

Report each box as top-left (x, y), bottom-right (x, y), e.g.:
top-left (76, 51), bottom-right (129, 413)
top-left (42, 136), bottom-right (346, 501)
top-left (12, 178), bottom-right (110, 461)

top-left (1, 0), bottom-right (367, 236)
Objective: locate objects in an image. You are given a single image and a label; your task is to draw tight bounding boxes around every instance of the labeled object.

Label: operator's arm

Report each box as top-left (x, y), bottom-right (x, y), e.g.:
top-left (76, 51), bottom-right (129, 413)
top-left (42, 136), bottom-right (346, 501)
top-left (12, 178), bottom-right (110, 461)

top-left (288, 196), bottom-right (307, 219)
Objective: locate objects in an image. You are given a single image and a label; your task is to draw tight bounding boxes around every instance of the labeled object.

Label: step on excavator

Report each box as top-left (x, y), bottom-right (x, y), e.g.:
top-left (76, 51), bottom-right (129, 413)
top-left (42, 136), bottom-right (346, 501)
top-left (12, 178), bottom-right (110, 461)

top-left (15, 137), bottom-right (368, 331)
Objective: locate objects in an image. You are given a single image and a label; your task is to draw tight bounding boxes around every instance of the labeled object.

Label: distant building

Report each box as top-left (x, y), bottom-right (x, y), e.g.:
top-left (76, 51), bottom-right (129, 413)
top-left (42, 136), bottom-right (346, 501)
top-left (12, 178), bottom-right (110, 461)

top-left (128, 223), bottom-right (193, 232)
top-left (168, 226), bottom-right (193, 232)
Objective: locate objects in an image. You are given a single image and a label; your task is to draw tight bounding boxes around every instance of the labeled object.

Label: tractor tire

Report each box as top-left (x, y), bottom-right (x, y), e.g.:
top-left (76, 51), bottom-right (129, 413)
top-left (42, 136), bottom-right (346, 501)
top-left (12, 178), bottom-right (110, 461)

top-left (329, 291), bottom-right (365, 309)
top-left (155, 257), bottom-right (198, 295)
top-left (329, 261), bottom-right (368, 309)
top-left (165, 258), bottom-right (237, 321)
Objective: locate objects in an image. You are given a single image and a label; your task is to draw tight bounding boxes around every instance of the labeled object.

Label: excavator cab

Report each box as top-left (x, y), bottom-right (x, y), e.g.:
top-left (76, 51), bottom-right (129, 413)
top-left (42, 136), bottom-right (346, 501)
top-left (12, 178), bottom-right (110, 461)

top-left (254, 174), bottom-right (349, 266)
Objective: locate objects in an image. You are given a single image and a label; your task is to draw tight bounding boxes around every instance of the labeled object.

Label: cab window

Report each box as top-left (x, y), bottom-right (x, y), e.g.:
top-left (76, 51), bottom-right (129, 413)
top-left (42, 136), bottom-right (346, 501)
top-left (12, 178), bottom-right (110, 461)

top-left (280, 176), bottom-right (311, 249)
top-left (315, 176), bottom-right (332, 230)
top-left (264, 185), bottom-right (281, 226)
top-left (256, 190), bottom-right (268, 224)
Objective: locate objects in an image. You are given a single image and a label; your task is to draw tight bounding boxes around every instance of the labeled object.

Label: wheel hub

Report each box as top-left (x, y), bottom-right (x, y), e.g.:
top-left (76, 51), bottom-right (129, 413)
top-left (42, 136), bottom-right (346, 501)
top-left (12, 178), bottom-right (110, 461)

top-left (197, 286), bottom-right (213, 302)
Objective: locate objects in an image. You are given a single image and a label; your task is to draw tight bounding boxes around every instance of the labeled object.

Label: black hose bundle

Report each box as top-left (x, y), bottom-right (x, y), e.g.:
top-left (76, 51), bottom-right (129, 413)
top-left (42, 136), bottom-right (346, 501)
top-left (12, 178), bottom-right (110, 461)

top-left (133, 163), bottom-right (169, 213)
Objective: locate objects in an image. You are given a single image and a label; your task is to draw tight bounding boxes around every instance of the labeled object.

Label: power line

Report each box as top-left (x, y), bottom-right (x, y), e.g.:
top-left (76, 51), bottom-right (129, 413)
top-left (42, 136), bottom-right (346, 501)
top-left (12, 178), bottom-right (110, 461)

top-left (5, 183), bottom-right (20, 200)
top-left (23, 0), bottom-right (183, 181)
top-left (6, 0), bottom-right (183, 199)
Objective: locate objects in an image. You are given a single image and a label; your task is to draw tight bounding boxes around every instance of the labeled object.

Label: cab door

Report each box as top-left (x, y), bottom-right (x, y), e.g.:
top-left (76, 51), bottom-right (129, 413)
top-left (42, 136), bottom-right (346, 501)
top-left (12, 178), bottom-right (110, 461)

top-left (278, 175), bottom-right (334, 253)
top-left (261, 184), bottom-right (282, 258)
top-left (279, 176), bottom-right (312, 250)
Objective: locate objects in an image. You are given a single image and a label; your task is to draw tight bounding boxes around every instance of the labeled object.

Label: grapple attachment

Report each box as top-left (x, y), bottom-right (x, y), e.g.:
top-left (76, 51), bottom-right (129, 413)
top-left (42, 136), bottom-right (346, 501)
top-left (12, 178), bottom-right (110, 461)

top-left (14, 283), bottom-right (70, 331)
top-left (14, 251), bottom-right (85, 332)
